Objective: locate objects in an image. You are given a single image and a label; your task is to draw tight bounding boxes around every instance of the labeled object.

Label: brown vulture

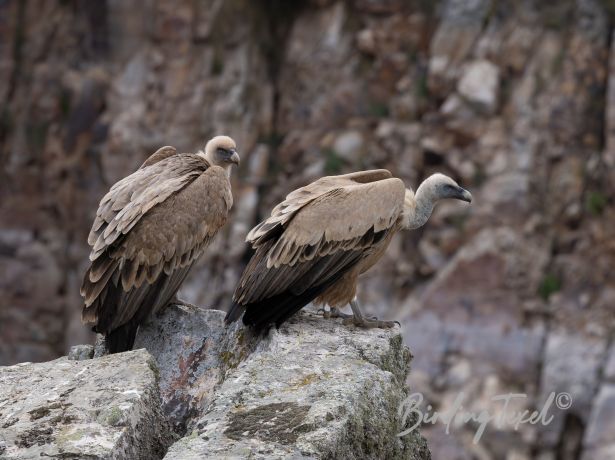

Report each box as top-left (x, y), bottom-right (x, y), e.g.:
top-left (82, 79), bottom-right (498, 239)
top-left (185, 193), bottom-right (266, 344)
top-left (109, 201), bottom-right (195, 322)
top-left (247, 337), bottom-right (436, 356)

top-left (81, 135), bottom-right (239, 353)
top-left (226, 170), bottom-right (471, 331)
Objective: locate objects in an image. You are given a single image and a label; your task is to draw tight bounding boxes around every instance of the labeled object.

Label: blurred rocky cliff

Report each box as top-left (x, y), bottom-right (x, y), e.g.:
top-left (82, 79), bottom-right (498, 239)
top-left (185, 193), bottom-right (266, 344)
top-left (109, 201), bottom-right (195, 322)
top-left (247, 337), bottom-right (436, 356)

top-left (1, 0), bottom-right (615, 458)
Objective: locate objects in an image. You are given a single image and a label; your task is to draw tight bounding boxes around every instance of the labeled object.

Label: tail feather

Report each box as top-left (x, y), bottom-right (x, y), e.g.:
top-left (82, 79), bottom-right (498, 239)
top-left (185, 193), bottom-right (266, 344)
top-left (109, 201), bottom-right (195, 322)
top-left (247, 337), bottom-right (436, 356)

top-left (239, 271), bottom-right (346, 332)
top-left (105, 321), bottom-right (140, 354)
top-left (225, 301), bottom-right (245, 324)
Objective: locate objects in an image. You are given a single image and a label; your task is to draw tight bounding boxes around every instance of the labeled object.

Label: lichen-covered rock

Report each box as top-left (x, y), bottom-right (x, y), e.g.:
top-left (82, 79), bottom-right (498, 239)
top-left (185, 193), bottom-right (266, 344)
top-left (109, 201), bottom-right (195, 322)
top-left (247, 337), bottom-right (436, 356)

top-left (0, 350), bottom-right (173, 459)
top-left (160, 309), bottom-right (429, 460)
top-left (67, 344), bottom-right (94, 361)
top-left (0, 306), bottom-right (430, 459)
top-left (133, 306), bottom-right (250, 435)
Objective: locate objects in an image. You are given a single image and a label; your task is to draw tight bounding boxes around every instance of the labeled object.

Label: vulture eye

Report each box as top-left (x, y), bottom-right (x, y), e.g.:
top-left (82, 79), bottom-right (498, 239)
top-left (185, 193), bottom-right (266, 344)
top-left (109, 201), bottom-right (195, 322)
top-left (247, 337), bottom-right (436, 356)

top-left (443, 184), bottom-right (457, 193)
top-left (217, 147), bottom-right (229, 156)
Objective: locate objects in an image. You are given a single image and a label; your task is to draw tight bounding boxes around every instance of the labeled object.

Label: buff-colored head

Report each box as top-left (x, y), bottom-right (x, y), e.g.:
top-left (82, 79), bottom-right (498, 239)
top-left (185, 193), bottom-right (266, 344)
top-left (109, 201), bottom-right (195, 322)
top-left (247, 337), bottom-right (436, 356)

top-left (418, 173), bottom-right (472, 203)
top-left (403, 173), bottom-right (472, 230)
top-left (203, 135), bottom-right (240, 169)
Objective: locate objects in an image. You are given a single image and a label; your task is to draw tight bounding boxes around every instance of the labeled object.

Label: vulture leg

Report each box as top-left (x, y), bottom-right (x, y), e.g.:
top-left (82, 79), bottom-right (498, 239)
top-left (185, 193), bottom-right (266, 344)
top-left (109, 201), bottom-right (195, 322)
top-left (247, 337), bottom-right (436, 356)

top-left (343, 298), bottom-right (399, 329)
top-left (93, 334), bottom-right (109, 358)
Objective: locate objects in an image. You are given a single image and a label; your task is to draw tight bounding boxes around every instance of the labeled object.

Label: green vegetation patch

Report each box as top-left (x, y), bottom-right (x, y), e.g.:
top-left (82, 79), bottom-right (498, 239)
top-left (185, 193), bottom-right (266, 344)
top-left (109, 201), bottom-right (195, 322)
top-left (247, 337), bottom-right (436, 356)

top-left (538, 274), bottom-right (561, 301)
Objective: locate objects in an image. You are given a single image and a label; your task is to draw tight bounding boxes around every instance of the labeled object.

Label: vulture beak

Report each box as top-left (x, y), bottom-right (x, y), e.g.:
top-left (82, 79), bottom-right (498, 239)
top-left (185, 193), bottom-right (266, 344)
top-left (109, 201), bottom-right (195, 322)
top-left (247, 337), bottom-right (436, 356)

top-left (458, 187), bottom-right (472, 203)
top-left (226, 149), bottom-right (240, 166)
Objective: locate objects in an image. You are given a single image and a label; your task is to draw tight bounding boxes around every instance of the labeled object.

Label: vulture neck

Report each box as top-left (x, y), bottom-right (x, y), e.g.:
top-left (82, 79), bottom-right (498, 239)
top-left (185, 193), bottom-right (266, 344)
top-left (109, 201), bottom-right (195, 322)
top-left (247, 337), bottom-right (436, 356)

top-left (198, 151), bottom-right (232, 178)
top-left (401, 182), bottom-right (436, 230)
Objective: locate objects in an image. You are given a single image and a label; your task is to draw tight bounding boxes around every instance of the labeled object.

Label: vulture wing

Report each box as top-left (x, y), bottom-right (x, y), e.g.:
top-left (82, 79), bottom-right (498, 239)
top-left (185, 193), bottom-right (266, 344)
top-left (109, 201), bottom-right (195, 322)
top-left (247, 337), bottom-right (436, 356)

top-left (246, 169), bottom-right (394, 247)
top-left (139, 145), bottom-right (178, 168)
top-left (81, 153), bottom-right (232, 352)
top-left (228, 170), bottom-right (404, 330)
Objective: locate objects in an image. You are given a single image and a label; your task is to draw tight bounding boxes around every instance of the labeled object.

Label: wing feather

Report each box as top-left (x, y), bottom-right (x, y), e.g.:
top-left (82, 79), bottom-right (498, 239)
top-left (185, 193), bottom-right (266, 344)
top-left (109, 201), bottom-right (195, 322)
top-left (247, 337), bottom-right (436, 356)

top-left (265, 177), bottom-right (404, 268)
top-left (140, 146), bottom-right (177, 168)
top-left (247, 169), bottom-right (394, 246)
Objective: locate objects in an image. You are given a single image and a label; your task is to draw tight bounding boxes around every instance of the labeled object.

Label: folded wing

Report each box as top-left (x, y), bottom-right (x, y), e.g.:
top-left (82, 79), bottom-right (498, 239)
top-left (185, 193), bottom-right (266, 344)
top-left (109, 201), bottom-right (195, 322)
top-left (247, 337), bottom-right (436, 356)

top-left (81, 154), bottom-right (232, 352)
top-left (228, 170), bottom-right (405, 329)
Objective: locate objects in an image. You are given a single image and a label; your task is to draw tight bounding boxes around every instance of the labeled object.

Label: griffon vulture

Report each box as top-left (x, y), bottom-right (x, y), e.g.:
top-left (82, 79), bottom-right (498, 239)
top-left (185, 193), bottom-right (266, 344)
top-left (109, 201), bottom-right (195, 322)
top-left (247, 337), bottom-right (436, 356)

top-left (81, 135), bottom-right (240, 353)
top-left (226, 170), bottom-right (471, 331)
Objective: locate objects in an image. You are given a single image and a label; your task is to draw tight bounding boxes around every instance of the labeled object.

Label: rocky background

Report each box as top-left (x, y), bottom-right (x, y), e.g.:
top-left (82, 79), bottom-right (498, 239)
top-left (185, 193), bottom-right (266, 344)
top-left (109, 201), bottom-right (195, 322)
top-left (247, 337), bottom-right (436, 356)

top-left (1, 0), bottom-right (614, 458)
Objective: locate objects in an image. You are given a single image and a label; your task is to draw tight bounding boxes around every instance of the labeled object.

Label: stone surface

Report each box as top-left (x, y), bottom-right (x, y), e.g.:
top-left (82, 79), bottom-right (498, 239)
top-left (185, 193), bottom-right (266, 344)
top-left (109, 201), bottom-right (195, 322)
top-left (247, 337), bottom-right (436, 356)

top-left (0, 349), bottom-right (173, 459)
top-left (457, 60), bottom-right (500, 113)
top-left (604, 344), bottom-right (615, 382)
top-left (583, 384), bottom-right (615, 451)
top-left (67, 344), bottom-right (94, 361)
top-left (0, 307), bottom-right (430, 459)
top-left (147, 308), bottom-right (429, 459)
top-left (332, 130), bottom-right (364, 161)
top-left (133, 305), bottom-right (255, 435)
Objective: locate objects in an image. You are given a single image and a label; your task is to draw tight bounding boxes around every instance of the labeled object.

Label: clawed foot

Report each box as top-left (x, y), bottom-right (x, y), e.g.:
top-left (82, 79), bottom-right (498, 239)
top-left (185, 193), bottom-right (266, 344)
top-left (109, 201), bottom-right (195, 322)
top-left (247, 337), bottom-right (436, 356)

top-left (317, 306), bottom-right (396, 327)
top-left (342, 317), bottom-right (400, 329)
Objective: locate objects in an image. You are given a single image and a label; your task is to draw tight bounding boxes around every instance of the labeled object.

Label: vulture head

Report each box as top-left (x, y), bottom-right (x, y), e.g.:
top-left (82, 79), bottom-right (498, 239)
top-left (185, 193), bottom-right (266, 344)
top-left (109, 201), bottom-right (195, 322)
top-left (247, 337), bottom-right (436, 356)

top-left (419, 173), bottom-right (472, 203)
top-left (404, 173), bottom-right (472, 229)
top-left (204, 135), bottom-right (240, 170)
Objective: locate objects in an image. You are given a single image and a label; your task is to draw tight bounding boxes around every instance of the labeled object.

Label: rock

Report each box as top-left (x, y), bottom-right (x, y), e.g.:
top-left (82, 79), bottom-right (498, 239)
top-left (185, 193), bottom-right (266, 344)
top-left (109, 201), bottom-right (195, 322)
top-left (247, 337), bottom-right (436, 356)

top-left (133, 306), bottom-right (251, 435)
top-left (3, 0), bottom-right (615, 458)
top-left (428, 0), bottom-right (492, 94)
top-left (135, 306), bottom-right (430, 459)
top-left (457, 60), bottom-right (500, 113)
top-left (332, 130), bottom-right (364, 161)
top-left (583, 384), bottom-right (615, 456)
top-left (419, 227), bottom-right (549, 326)
top-left (67, 344), bottom-right (94, 361)
top-left (604, 344), bottom-right (615, 382)
top-left (0, 349), bottom-right (173, 459)
top-left (1, 306), bottom-right (431, 458)
top-left (537, 333), bottom-right (607, 447)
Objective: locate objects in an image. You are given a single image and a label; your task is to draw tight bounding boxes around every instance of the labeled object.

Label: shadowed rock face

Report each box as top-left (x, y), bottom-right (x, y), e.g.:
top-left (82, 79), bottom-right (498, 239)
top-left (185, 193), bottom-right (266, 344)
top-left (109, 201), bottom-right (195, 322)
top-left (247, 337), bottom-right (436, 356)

top-left (0, 307), bottom-right (430, 459)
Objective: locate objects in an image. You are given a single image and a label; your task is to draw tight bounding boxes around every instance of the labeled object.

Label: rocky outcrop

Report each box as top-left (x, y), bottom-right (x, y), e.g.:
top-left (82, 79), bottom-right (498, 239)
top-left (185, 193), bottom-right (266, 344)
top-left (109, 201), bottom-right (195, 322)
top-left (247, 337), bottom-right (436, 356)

top-left (0, 307), bottom-right (430, 459)
top-left (0, 350), bottom-right (173, 459)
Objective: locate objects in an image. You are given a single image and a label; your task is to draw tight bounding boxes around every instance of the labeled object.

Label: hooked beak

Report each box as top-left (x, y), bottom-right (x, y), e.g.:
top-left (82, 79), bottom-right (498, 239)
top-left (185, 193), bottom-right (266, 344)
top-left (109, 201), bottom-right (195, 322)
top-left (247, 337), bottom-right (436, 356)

top-left (227, 149), bottom-right (240, 166)
top-left (458, 187), bottom-right (472, 203)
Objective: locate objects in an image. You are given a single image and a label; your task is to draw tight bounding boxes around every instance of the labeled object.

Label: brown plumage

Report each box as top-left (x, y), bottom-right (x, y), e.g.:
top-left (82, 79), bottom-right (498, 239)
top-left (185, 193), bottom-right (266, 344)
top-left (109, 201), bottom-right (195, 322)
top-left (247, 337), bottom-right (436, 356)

top-left (226, 170), bottom-right (472, 331)
top-left (81, 135), bottom-right (239, 353)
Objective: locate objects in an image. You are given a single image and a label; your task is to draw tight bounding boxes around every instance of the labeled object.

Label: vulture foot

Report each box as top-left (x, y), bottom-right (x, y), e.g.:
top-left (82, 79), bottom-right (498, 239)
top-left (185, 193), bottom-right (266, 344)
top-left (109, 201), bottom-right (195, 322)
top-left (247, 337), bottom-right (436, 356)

top-left (345, 298), bottom-right (400, 328)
